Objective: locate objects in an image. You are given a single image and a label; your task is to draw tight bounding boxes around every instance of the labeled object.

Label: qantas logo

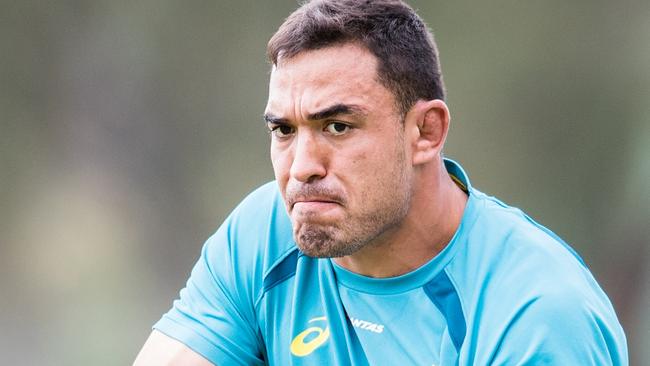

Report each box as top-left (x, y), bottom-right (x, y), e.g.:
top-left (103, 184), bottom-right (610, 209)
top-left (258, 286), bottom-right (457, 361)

top-left (290, 317), bottom-right (330, 357)
top-left (349, 316), bottom-right (384, 333)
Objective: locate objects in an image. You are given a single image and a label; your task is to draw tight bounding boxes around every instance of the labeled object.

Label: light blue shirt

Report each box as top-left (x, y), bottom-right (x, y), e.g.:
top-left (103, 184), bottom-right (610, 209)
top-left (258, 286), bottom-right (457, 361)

top-left (154, 159), bottom-right (628, 365)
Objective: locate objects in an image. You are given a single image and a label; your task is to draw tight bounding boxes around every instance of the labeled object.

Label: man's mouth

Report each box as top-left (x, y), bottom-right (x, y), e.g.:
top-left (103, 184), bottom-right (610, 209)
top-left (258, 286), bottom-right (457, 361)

top-left (285, 184), bottom-right (345, 212)
top-left (291, 198), bottom-right (341, 210)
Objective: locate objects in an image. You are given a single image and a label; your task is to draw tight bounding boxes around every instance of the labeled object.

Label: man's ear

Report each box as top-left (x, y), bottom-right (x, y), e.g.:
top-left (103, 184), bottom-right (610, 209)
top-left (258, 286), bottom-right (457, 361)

top-left (407, 99), bottom-right (450, 165)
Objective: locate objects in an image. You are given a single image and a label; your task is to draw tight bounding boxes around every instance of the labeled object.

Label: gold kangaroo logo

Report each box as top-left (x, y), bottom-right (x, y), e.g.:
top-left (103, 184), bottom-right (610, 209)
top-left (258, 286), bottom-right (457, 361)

top-left (290, 316), bottom-right (330, 357)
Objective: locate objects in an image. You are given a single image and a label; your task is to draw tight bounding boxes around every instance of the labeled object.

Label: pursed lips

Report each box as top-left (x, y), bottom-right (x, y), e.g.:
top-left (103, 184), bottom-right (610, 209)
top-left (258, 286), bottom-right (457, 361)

top-left (289, 197), bottom-right (342, 211)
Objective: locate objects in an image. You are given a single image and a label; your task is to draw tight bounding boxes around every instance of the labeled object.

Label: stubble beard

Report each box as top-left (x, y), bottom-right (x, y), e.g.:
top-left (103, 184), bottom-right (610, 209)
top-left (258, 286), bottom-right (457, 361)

top-left (295, 196), bottom-right (411, 258)
top-left (293, 143), bottom-right (412, 258)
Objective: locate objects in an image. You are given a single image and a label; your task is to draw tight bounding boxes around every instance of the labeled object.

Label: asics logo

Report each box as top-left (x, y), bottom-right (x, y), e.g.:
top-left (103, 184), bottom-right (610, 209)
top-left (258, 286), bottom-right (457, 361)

top-left (290, 316), bottom-right (330, 357)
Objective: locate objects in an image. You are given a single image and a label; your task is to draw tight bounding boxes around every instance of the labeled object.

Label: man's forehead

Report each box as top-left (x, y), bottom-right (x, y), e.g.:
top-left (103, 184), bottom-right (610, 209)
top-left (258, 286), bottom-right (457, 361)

top-left (274, 42), bottom-right (376, 68)
top-left (265, 81), bottom-right (377, 119)
top-left (265, 44), bottom-right (391, 116)
top-left (270, 44), bottom-right (378, 84)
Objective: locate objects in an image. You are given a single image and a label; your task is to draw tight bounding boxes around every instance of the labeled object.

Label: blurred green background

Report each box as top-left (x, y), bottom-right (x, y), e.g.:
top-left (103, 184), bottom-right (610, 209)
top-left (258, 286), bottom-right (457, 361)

top-left (1, 1), bottom-right (648, 364)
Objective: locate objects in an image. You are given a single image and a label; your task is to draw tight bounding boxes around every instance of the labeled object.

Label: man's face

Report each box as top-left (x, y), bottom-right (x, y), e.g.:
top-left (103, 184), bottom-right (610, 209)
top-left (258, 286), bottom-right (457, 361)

top-left (265, 43), bottom-right (413, 258)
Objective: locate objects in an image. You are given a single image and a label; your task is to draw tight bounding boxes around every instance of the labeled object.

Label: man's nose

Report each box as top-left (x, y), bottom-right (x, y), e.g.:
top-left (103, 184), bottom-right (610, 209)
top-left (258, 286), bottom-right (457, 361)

top-left (290, 131), bottom-right (327, 183)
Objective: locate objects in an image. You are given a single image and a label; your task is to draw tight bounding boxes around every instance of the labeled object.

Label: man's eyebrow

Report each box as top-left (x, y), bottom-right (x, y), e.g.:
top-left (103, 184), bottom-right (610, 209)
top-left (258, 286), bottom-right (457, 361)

top-left (263, 113), bottom-right (287, 124)
top-left (307, 104), bottom-right (367, 121)
top-left (263, 104), bottom-right (367, 125)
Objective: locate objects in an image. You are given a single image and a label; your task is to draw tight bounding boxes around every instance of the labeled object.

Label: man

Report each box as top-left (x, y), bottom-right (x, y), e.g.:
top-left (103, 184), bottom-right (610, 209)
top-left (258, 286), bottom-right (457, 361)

top-left (134, 0), bottom-right (628, 365)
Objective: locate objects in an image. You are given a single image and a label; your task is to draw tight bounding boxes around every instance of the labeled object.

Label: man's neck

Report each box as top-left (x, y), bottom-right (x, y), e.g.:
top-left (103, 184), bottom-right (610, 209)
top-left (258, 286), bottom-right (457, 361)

top-left (333, 165), bottom-right (468, 278)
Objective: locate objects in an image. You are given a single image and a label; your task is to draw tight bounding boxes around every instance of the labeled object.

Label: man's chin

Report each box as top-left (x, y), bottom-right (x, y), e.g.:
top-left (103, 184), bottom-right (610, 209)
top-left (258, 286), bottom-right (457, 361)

top-left (297, 244), bottom-right (353, 258)
top-left (294, 226), bottom-right (340, 258)
top-left (294, 230), bottom-right (364, 259)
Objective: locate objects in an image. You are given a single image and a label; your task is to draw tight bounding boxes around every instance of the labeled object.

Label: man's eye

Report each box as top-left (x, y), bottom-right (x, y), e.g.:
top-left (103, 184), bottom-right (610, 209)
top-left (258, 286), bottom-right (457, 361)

top-left (325, 122), bottom-right (350, 135)
top-left (270, 125), bottom-right (294, 137)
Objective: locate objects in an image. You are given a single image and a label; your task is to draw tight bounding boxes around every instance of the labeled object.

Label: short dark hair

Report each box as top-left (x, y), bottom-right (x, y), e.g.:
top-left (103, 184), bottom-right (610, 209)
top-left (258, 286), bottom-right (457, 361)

top-left (267, 0), bottom-right (446, 116)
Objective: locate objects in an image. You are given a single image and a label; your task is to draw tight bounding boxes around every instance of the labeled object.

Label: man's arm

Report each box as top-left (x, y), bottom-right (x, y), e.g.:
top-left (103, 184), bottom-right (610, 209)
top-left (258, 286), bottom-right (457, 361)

top-left (133, 330), bottom-right (215, 366)
top-left (137, 184), bottom-right (280, 365)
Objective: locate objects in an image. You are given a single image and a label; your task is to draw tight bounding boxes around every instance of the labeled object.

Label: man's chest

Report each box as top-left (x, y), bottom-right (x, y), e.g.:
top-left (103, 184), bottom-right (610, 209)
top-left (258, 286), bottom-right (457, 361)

top-left (258, 265), bottom-right (456, 366)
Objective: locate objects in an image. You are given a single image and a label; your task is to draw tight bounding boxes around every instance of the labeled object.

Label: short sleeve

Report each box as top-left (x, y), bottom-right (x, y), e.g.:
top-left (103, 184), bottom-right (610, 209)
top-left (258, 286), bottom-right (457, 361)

top-left (484, 288), bottom-right (628, 365)
top-left (153, 219), bottom-right (265, 366)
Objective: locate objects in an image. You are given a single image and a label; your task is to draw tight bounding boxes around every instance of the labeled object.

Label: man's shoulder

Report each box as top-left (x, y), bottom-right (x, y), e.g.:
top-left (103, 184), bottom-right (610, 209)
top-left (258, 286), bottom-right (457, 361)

top-left (452, 189), bottom-right (605, 308)
top-left (453, 189), bottom-right (620, 318)
top-left (468, 189), bottom-right (584, 267)
top-left (450, 190), bottom-right (626, 362)
top-left (201, 181), bottom-right (296, 287)
top-left (225, 180), bottom-right (292, 242)
top-left (231, 181), bottom-right (283, 220)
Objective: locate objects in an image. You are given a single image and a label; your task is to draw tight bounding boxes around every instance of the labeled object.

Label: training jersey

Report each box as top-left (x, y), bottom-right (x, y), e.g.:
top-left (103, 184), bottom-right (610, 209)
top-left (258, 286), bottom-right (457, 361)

top-left (154, 159), bottom-right (628, 365)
